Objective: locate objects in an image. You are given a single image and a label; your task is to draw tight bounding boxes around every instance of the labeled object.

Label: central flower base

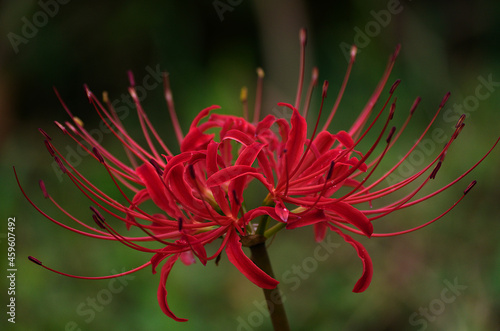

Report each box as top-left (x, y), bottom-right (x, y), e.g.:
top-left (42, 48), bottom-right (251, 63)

top-left (241, 234), bottom-right (267, 247)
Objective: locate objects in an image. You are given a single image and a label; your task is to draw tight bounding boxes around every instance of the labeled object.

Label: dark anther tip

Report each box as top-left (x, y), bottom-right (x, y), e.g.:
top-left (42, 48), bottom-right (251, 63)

top-left (28, 256), bottom-right (43, 265)
top-left (464, 180), bottom-right (477, 195)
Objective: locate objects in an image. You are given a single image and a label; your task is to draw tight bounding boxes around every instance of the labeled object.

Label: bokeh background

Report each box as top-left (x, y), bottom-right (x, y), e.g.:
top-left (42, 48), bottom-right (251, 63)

top-left (1, 1), bottom-right (500, 330)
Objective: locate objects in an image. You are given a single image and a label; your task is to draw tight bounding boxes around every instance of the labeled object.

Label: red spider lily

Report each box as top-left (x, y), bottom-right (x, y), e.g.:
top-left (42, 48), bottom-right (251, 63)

top-left (17, 28), bottom-right (498, 322)
top-left (16, 76), bottom-right (278, 321)
top-left (179, 31), bottom-right (498, 295)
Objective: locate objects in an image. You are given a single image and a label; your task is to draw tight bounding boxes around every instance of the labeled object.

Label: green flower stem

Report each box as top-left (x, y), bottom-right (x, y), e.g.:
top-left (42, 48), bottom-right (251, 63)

top-left (255, 197), bottom-right (275, 235)
top-left (249, 242), bottom-right (290, 331)
top-left (255, 214), bottom-right (270, 235)
top-left (264, 222), bottom-right (286, 239)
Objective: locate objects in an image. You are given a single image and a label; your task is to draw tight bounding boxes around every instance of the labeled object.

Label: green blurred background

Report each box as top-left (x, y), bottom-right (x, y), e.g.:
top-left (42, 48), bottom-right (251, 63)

top-left (1, 1), bottom-right (500, 330)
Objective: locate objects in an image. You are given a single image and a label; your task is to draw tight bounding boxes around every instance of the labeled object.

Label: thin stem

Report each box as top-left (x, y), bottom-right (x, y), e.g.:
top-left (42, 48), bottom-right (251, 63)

top-left (264, 222), bottom-right (286, 239)
top-left (255, 214), bottom-right (270, 236)
top-left (256, 197), bottom-right (274, 235)
top-left (249, 243), bottom-right (290, 331)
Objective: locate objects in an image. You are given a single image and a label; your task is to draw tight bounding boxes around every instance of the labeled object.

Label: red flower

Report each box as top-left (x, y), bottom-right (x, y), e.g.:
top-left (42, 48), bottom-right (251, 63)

top-left (17, 29), bottom-right (498, 322)
top-left (17, 76), bottom-right (278, 321)
top-left (183, 32), bottom-right (498, 294)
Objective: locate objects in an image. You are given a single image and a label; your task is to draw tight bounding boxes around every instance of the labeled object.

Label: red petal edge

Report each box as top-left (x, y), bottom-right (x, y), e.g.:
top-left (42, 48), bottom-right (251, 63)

top-left (157, 254), bottom-right (188, 322)
top-left (328, 225), bottom-right (373, 293)
top-left (324, 201), bottom-right (373, 237)
top-left (225, 228), bottom-right (279, 289)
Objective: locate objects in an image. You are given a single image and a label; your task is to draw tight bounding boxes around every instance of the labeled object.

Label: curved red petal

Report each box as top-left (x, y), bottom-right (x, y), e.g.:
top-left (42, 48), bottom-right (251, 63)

top-left (190, 105), bottom-right (221, 130)
top-left (180, 251), bottom-right (196, 265)
top-left (157, 254), bottom-right (188, 322)
top-left (180, 128), bottom-right (214, 152)
top-left (225, 228), bottom-right (279, 289)
top-left (328, 225), bottom-right (373, 293)
top-left (131, 188), bottom-right (150, 206)
top-left (136, 163), bottom-right (175, 215)
top-left (314, 222), bottom-right (328, 242)
top-left (206, 141), bottom-right (232, 216)
top-left (333, 130), bottom-right (354, 148)
top-left (323, 201), bottom-right (373, 237)
top-left (183, 233), bottom-right (208, 266)
top-left (285, 209), bottom-right (327, 229)
top-left (283, 105), bottom-right (307, 174)
top-left (206, 165), bottom-right (259, 186)
top-left (255, 114), bottom-right (277, 135)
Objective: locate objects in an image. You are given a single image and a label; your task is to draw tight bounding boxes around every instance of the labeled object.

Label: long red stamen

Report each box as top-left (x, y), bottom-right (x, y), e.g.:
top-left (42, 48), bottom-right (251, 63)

top-left (354, 96), bottom-right (421, 180)
top-left (240, 86), bottom-right (248, 121)
top-left (348, 45), bottom-right (400, 140)
top-left (163, 72), bottom-right (184, 145)
top-left (84, 87), bottom-right (161, 165)
top-left (302, 67), bottom-right (319, 119)
top-left (366, 107), bottom-right (462, 201)
top-left (335, 180), bottom-right (476, 237)
top-left (299, 161), bottom-right (336, 214)
top-left (129, 86), bottom-right (163, 160)
top-left (335, 127), bottom-right (396, 205)
top-left (253, 68), bottom-right (265, 124)
top-left (325, 97), bottom-right (397, 191)
top-left (28, 257), bottom-right (152, 280)
top-left (322, 45), bottom-right (357, 131)
top-left (48, 145), bottom-right (184, 234)
top-left (294, 28), bottom-right (307, 110)
top-left (102, 92), bottom-right (140, 169)
top-left (362, 136), bottom-right (499, 212)
top-left (351, 93), bottom-right (449, 199)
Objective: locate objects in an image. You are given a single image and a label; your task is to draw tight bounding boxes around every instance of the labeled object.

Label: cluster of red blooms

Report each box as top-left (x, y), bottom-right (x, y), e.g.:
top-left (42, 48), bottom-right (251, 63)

top-left (17, 29), bottom-right (498, 321)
